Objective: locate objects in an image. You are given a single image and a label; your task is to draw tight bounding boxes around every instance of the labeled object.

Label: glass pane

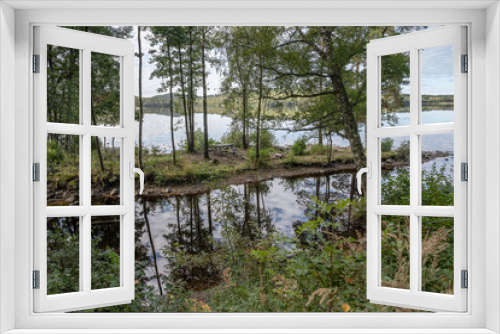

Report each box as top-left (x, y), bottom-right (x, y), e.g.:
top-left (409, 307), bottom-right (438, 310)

top-left (420, 44), bottom-right (454, 124)
top-left (381, 52), bottom-right (410, 127)
top-left (47, 45), bottom-right (80, 124)
top-left (421, 217), bottom-right (454, 294)
top-left (381, 215), bottom-right (410, 290)
top-left (91, 216), bottom-right (121, 290)
top-left (91, 52), bottom-right (121, 127)
top-left (91, 136), bottom-right (121, 205)
top-left (47, 134), bottom-right (80, 206)
top-left (47, 217), bottom-right (80, 295)
top-left (421, 133), bottom-right (454, 206)
top-left (381, 136), bottom-right (410, 205)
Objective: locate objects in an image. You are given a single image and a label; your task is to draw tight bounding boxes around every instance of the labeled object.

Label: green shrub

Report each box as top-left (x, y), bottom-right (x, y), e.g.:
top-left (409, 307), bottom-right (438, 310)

top-left (221, 128), bottom-right (244, 149)
top-left (381, 138), bottom-right (394, 152)
top-left (182, 128), bottom-right (216, 152)
top-left (291, 137), bottom-right (307, 156)
top-left (307, 144), bottom-right (328, 155)
top-left (247, 147), bottom-right (270, 167)
top-left (250, 129), bottom-right (276, 149)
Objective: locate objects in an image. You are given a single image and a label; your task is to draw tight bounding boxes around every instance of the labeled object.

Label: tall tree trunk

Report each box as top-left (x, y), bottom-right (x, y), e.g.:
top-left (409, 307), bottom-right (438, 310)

top-left (166, 38), bottom-right (176, 165)
top-left (91, 105), bottom-right (106, 172)
top-left (189, 196), bottom-right (194, 253)
top-left (348, 173), bottom-right (356, 232)
top-left (256, 184), bottom-right (261, 230)
top-left (86, 26), bottom-right (105, 173)
top-left (206, 191), bottom-right (213, 236)
top-left (243, 184), bottom-right (249, 235)
top-left (188, 27), bottom-right (195, 153)
top-left (176, 197), bottom-right (182, 244)
top-left (177, 43), bottom-right (191, 152)
top-left (256, 51), bottom-right (263, 162)
top-left (242, 86), bottom-right (248, 149)
top-left (137, 26), bottom-right (145, 171)
top-left (142, 201), bottom-right (163, 295)
top-left (201, 28), bottom-right (209, 159)
top-left (330, 72), bottom-right (366, 171)
top-left (327, 133), bottom-right (333, 164)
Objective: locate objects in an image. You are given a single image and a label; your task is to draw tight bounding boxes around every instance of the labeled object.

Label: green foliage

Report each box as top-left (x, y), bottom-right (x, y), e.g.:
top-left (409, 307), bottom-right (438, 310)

top-left (306, 144), bottom-right (328, 155)
top-left (47, 220), bottom-right (121, 295)
top-left (246, 147), bottom-right (271, 166)
top-left (182, 128), bottom-right (216, 152)
top-left (396, 140), bottom-right (410, 160)
top-left (250, 129), bottom-right (276, 150)
top-left (221, 127), bottom-right (244, 149)
top-left (381, 138), bottom-right (394, 153)
top-left (382, 163), bottom-right (453, 207)
top-left (291, 137), bottom-right (307, 156)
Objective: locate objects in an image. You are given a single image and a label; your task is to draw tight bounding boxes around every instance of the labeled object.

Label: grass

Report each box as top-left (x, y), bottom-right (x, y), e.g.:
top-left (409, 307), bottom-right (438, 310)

top-left (47, 145), bottom-right (404, 191)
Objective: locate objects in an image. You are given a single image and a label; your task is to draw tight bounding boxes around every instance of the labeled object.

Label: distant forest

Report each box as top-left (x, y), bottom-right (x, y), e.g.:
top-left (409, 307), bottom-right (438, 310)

top-left (136, 93), bottom-right (454, 116)
top-left (134, 93), bottom-right (307, 117)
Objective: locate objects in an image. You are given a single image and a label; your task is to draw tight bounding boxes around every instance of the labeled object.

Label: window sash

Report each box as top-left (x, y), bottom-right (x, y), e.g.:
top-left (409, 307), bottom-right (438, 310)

top-left (366, 26), bottom-right (468, 312)
top-left (33, 26), bottom-right (136, 313)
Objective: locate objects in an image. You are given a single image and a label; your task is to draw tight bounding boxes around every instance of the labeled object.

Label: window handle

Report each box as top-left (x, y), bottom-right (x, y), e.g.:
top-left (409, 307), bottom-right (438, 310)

top-left (129, 162), bottom-right (144, 195)
top-left (356, 162), bottom-right (371, 195)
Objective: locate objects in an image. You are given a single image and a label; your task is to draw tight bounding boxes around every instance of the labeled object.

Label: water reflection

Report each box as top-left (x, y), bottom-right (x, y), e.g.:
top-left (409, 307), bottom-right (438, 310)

top-left (137, 173), bottom-right (360, 292)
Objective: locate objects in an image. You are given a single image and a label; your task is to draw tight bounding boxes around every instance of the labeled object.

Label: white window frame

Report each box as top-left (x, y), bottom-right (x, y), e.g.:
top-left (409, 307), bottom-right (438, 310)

top-left (1, 1), bottom-right (499, 333)
top-left (366, 26), bottom-right (467, 312)
top-left (33, 26), bottom-right (136, 313)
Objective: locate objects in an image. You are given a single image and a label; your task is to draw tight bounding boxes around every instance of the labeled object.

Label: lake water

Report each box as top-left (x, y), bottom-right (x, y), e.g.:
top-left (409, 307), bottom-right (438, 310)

top-left (136, 156), bottom-right (453, 291)
top-left (129, 108), bottom-right (455, 292)
top-left (134, 109), bottom-right (454, 153)
top-left (136, 172), bottom-right (357, 290)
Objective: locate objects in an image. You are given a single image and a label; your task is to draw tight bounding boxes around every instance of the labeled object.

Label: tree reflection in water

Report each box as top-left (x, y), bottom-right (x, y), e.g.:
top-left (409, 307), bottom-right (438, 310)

top-left (137, 172), bottom-right (359, 294)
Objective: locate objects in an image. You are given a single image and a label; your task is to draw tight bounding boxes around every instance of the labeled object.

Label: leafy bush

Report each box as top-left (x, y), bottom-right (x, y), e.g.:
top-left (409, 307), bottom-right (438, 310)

top-left (291, 137), bottom-right (307, 156)
top-left (247, 147), bottom-right (271, 167)
top-left (396, 140), bottom-right (410, 160)
top-left (381, 138), bottom-right (394, 152)
top-left (182, 128), bottom-right (216, 152)
top-left (307, 144), bottom-right (328, 155)
top-left (250, 129), bottom-right (276, 149)
top-left (221, 128), bottom-right (244, 149)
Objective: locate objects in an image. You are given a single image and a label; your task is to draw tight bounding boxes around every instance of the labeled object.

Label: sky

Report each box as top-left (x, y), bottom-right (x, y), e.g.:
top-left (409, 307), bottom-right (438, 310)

top-left (131, 27), bottom-right (223, 97)
top-left (130, 27), bottom-right (454, 98)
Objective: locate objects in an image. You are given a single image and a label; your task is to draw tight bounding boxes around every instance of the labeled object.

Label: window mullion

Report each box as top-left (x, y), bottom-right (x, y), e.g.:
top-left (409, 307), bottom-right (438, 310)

top-left (82, 47), bottom-right (92, 295)
top-left (409, 47), bottom-right (420, 294)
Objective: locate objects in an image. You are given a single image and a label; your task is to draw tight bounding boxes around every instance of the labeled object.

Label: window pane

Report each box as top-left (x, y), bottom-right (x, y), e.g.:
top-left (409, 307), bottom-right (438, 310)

top-left (420, 45), bottom-right (454, 124)
top-left (47, 45), bottom-right (80, 124)
top-left (421, 133), bottom-right (454, 206)
top-left (381, 215), bottom-right (410, 290)
top-left (381, 136), bottom-right (410, 205)
top-left (47, 134), bottom-right (80, 206)
top-left (47, 217), bottom-right (80, 295)
top-left (91, 52), bottom-right (121, 127)
top-left (380, 52), bottom-right (410, 127)
top-left (421, 217), bottom-right (454, 295)
top-left (91, 216), bottom-right (121, 290)
top-left (91, 136), bottom-right (121, 205)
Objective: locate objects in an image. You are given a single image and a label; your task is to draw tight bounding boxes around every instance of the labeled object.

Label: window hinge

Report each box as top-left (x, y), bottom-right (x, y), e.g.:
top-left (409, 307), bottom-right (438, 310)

top-left (461, 270), bottom-right (468, 289)
top-left (461, 162), bottom-right (468, 181)
top-left (33, 54), bottom-right (40, 73)
top-left (461, 54), bottom-right (468, 73)
top-left (33, 163), bottom-right (40, 182)
top-left (33, 270), bottom-right (40, 289)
